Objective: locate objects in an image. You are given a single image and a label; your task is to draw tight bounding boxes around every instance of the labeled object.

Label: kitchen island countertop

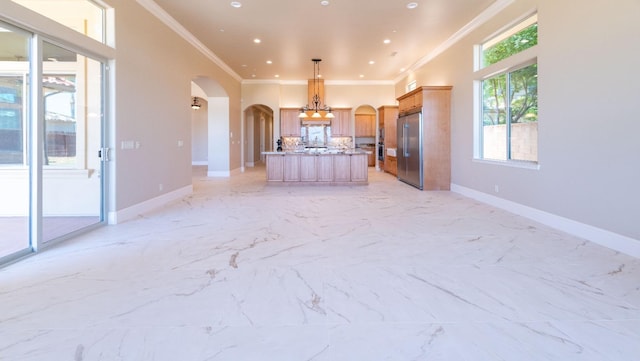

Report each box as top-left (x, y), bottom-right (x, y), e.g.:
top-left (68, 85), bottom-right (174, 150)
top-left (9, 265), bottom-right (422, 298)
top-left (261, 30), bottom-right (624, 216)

top-left (262, 150), bottom-right (369, 184)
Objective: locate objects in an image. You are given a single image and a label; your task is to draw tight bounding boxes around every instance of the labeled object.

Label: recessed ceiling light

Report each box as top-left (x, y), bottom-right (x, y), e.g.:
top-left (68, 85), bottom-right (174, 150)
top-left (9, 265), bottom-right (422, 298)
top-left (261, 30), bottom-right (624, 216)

top-left (219, 28), bottom-right (225, 32)
top-left (406, 2), bottom-right (418, 9)
top-left (251, 74), bottom-right (256, 78)
top-left (383, 39), bottom-right (391, 44)
top-left (253, 38), bottom-right (261, 44)
top-left (230, 2), bottom-right (242, 8)
top-left (400, 68), bottom-right (406, 72)
top-left (274, 74), bottom-right (280, 78)
top-left (368, 60), bottom-right (375, 65)
top-left (320, 0), bottom-right (330, 6)
top-left (266, 60), bottom-right (272, 64)
top-left (359, 74), bottom-right (365, 78)
top-left (241, 64), bottom-right (248, 67)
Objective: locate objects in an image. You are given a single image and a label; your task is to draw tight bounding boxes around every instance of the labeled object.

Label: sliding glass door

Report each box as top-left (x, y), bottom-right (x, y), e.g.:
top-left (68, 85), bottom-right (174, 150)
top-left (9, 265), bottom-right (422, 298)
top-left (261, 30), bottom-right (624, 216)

top-left (41, 42), bottom-right (104, 243)
top-left (0, 22), bottom-right (107, 264)
top-left (0, 23), bottom-right (31, 260)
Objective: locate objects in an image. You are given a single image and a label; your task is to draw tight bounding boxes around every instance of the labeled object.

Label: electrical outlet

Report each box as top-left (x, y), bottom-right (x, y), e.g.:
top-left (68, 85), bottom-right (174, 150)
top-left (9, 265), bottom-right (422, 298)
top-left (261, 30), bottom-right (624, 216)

top-left (494, 185), bottom-right (500, 193)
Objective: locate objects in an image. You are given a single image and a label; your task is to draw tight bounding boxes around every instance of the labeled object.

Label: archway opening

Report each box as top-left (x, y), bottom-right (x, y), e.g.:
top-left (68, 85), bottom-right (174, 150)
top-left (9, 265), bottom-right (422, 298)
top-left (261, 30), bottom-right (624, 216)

top-left (244, 104), bottom-right (274, 167)
top-left (191, 77), bottom-right (230, 177)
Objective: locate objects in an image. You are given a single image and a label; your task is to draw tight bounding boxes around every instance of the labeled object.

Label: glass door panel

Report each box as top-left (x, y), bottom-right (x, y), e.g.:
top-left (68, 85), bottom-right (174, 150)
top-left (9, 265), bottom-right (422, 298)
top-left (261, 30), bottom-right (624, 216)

top-left (0, 22), bottom-right (31, 260)
top-left (41, 41), bottom-right (103, 243)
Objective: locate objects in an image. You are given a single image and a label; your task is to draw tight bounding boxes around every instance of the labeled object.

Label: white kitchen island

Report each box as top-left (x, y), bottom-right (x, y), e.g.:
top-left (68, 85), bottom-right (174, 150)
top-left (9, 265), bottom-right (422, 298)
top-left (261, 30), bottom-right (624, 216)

top-left (262, 150), bottom-right (370, 184)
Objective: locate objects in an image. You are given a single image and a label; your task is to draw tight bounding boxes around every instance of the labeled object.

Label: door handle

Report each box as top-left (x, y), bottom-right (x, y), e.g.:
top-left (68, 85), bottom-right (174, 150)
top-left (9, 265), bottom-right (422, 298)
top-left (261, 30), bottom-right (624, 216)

top-left (98, 147), bottom-right (111, 162)
top-left (403, 123), bottom-right (409, 157)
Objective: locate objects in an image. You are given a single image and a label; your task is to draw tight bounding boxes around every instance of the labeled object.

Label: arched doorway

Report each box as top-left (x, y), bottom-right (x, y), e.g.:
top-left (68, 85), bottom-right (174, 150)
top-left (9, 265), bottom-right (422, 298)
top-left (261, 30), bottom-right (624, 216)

top-left (354, 105), bottom-right (377, 167)
top-left (190, 83), bottom-right (208, 166)
top-left (244, 104), bottom-right (274, 167)
top-left (191, 77), bottom-right (231, 177)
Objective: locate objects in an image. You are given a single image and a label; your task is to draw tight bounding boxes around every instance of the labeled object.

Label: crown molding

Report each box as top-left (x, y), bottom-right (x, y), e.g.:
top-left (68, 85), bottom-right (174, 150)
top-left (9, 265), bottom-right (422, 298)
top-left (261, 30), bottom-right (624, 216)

top-left (138, 0), bottom-right (513, 85)
top-left (136, 0), bottom-right (242, 82)
top-left (394, 0), bottom-right (515, 83)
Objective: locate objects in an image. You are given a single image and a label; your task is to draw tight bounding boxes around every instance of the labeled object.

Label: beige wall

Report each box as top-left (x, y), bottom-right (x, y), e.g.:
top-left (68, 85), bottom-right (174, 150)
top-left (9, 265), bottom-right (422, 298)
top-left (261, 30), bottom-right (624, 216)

top-left (111, 0), bottom-right (241, 211)
top-left (395, 0), bottom-right (640, 241)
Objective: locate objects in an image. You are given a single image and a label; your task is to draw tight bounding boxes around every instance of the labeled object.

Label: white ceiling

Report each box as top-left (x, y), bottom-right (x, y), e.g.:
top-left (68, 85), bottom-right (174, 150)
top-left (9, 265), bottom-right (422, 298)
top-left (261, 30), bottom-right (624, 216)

top-left (150, 0), bottom-right (498, 82)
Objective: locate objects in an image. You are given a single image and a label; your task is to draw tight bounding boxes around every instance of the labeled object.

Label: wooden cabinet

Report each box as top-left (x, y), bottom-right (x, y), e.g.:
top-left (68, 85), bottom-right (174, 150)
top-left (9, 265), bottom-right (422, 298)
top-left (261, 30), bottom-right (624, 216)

top-left (280, 108), bottom-right (301, 137)
top-left (266, 154), bottom-right (284, 181)
top-left (383, 110), bottom-right (397, 150)
top-left (397, 86), bottom-right (452, 190)
top-left (264, 152), bottom-right (368, 184)
top-left (378, 105), bottom-right (398, 169)
top-left (300, 155), bottom-right (317, 181)
top-left (317, 155), bottom-right (333, 182)
top-left (358, 145), bottom-right (375, 166)
top-left (385, 155), bottom-right (397, 176)
top-left (333, 154), bottom-right (351, 181)
top-left (331, 108), bottom-right (351, 137)
top-left (378, 106), bottom-right (398, 141)
top-left (283, 154), bottom-right (300, 181)
top-left (383, 105), bottom-right (398, 175)
top-left (355, 114), bottom-right (375, 137)
top-left (350, 154), bottom-right (368, 182)
top-left (398, 92), bottom-right (422, 114)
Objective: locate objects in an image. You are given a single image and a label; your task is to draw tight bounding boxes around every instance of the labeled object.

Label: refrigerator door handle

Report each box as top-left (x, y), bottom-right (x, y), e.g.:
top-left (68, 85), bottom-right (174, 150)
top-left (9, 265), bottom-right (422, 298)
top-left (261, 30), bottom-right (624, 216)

top-left (403, 123), bottom-right (410, 157)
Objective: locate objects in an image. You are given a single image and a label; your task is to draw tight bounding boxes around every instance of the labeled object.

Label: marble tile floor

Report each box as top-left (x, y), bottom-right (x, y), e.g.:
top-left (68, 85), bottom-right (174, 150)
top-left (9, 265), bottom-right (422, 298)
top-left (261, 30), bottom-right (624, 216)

top-left (0, 166), bottom-right (638, 360)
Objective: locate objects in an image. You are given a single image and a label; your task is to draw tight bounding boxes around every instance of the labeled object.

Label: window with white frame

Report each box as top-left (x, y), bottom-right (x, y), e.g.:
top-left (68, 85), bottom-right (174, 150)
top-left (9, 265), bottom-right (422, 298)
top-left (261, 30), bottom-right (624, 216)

top-left (406, 80), bottom-right (417, 93)
top-left (476, 14), bottom-right (538, 163)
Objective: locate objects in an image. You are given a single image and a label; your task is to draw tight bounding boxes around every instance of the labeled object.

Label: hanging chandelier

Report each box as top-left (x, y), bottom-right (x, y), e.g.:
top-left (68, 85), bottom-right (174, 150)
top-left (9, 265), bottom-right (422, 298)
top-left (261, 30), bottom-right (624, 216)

top-left (299, 58), bottom-right (334, 119)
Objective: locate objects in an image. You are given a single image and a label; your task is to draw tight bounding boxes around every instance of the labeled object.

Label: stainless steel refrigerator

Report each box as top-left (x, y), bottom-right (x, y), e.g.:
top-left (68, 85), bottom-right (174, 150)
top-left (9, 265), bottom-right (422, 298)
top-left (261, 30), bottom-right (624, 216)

top-left (397, 111), bottom-right (423, 189)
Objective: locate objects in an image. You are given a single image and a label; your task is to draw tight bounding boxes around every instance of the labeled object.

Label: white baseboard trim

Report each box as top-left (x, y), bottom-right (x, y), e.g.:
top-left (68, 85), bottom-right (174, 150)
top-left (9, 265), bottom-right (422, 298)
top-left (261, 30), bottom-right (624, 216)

top-left (207, 170), bottom-right (230, 177)
top-left (451, 183), bottom-right (640, 259)
top-left (192, 161), bottom-right (207, 166)
top-left (108, 185), bottom-right (193, 224)
top-left (207, 167), bottom-right (244, 177)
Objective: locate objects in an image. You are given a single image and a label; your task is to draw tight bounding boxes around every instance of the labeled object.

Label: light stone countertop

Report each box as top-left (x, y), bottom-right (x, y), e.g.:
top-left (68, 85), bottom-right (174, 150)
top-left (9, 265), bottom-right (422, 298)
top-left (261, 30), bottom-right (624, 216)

top-left (262, 149), bottom-right (372, 155)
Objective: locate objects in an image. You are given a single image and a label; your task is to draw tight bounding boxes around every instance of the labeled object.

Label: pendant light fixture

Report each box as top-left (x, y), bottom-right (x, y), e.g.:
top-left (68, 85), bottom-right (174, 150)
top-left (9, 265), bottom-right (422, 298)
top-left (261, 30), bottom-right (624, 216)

top-left (191, 97), bottom-right (201, 110)
top-left (299, 59), bottom-right (334, 119)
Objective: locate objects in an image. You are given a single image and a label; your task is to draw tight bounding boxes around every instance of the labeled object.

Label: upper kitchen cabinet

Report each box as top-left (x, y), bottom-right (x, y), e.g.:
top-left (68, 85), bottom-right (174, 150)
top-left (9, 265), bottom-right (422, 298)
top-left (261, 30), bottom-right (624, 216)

top-left (355, 114), bottom-right (376, 137)
top-left (398, 91), bottom-right (422, 114)
top-left (331, 108), bottom-right (352, 137)
top-left (280, 108), bottom-right (301, 137)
